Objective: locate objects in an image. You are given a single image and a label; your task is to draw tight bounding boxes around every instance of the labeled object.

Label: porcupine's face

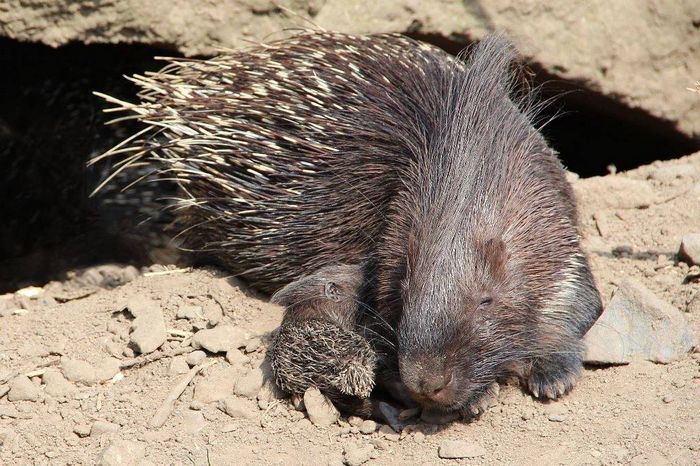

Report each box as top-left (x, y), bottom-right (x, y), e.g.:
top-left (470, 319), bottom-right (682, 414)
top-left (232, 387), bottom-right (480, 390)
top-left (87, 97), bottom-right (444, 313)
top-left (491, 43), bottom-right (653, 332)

top-left (396, 235), bottom-right (530, 413)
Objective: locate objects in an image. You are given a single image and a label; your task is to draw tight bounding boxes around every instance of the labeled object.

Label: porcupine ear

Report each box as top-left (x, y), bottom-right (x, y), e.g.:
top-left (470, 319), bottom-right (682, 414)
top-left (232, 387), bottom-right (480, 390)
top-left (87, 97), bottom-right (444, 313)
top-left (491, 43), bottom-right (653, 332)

top-left (270, 275), bottom-right (323, 308)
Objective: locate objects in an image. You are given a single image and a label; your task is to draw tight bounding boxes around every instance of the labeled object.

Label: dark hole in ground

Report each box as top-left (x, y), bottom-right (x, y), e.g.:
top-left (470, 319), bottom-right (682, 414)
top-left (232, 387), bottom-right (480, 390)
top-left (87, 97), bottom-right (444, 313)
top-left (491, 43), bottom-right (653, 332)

top-left (0, 36), bottom-right (698, 291)
top-left (409, 32), bottom-right (699, 177)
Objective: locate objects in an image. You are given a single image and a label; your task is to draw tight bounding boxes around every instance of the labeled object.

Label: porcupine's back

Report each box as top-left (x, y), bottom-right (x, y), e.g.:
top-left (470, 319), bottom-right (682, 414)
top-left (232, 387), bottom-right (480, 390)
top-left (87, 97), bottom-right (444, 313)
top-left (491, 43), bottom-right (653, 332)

top-left (94, 31), bottom-right (458, 293)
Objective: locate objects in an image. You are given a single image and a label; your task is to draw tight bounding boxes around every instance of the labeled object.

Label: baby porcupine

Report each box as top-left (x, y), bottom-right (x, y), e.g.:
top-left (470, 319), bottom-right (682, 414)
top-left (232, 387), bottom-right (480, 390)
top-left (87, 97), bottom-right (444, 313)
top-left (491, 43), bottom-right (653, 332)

top-left (95, 31), bottom-right (603, 419)
top-left (269, 265), bottom-right (377, 404)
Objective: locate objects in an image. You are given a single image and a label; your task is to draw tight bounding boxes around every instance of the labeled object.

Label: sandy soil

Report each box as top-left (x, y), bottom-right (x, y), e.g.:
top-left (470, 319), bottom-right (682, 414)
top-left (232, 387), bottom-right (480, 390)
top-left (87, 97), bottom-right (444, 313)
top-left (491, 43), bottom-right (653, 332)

top-left (1, 153), bottom-right (699, 465)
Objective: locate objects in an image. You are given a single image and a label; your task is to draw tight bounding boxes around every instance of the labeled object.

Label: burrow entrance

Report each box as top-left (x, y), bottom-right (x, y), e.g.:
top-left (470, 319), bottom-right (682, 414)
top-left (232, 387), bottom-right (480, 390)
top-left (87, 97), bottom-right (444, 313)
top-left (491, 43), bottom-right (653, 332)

top-left (0, 36), bottom-right (698, 290)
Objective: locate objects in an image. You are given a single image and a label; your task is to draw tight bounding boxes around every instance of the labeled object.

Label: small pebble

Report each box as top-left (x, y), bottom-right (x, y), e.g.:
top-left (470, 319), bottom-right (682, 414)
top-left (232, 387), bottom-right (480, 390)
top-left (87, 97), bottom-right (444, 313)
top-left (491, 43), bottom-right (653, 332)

top-left (225, 349), bottom-right (250, 367)
top-left (91, 420), bottom-right (120, 437)
top-left (343, 444), bottom-right (375, 466)
top-left (378, 425), bottom-right (399, 442)
top-left (95, 358), bottom-right (121, 382)
top-left (244, 337), bottom-right (262, 353)
top-left (303, 387), bottom-right (339, 427)
top-left (359, 420), bottom-right (377, 435)
top-left (193, 366), bottom-right (237, 403)
top-left (413, 431), bottom-right (425, 443)
top-left (97, 439), bottom-right (145, 466)
top-left (348, 416), bottom-right (363, 427)
top-left (438, 439), bottom-right (487, 459)
top-left (7, 375), bottom-right (41, 402)
top-left (42, 369), bottom-right (76, 397)
top-left (61, 357), bottom-right (97, 385)
top-left (679, 233), bottom-right (700, 266)
top-left (221, 423), bottom-right (237, 433)
top-left (547, 413), bottom-right (567, 422)
top-left (168, 356), bottom-right (190, 376)
top-left (182, 410), bottom-right (207, 434)
top-left (662, 394), bottom-right (674, 403)
top-left (192, 325), bottom-right (247, 353)
top-left (127, 297), bottom-right (167, 354)
top-left (233, 366), bottom-right (264, 399)
top-left (176, 305), bottom-right (203, 320)
top-left (186, 350), bottom-right (207, 367)
top-left (218, 396), bottom-right (254, 419)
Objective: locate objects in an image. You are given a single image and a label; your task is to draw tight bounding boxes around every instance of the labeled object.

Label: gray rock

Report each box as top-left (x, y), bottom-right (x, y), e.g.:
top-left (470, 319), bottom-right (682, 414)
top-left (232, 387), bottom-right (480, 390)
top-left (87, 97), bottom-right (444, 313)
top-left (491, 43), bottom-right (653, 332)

top-left (7, 375), bottom-right (41, 402)
top-left (185, 350), bottom-right (207, 367)
top-left (438, 440), bottom-right (487, 459)
top-left (303, 387), bottom-right (339, 427)
top-left (42, 369), bottom-right (76, 397)
top-left (191, 325), bottom-right (247, 353)
top-left (127, 297), bottom-right (166, 354)
top-left (97, 439), bottom-right (145, 466)
top-left (584, 279), bottom-right (698, 364)
top-left (679, 233), bottom-right (700, 266)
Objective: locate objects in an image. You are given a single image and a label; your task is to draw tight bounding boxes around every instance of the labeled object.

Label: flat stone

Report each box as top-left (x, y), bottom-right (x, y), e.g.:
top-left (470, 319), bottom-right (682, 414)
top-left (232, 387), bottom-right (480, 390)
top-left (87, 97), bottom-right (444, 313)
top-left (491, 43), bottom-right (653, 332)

top-left (7, 375), bottom-right (41, 402)
top-left (584, 279), bottom-right (698, 364)
top-left (679, 233), bottom-right (700, 266)
top-left (95, 358), bottom-right (121, 382)
top-left (73, 424), bottom-right (91, 438)
top-left (61, 357), bottom-right (98, 385)
top-left (303, 387), bottom-right (339, 427)
top-left (176, 305), bottom-right (203, 320)
top-left (91, 420), bottom-right (120, 437)
top-left (182, 410), bottom-right (207, 434)
top-left (192, 325), bottom-right (247, 353)
top-left (438, 440), bottom-right (487, 459)
top-left (218, 396), bottom-right (254, 419)
top-left (168, 356), bottom-right (190, 376)
top-left (42, 369), bottom-right (76, 397)
top-left (192, 366), bottom-right (237, 403)
top-left (97, 439), bottom-right (145, 466)
top-left (127, 298), bottom-right (166, 354)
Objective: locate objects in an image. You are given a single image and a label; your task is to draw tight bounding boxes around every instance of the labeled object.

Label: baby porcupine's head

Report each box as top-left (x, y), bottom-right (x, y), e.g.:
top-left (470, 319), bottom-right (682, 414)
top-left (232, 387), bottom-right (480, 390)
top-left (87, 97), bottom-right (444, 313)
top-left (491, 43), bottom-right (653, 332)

top-left (392, 35), bottom-right (553, 413)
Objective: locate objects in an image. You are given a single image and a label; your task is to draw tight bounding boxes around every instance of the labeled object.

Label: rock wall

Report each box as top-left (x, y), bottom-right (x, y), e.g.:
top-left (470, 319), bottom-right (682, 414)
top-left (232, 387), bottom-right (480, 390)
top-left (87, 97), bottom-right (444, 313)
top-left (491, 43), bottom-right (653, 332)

top-left (1, 0), bottom-right (698, 137)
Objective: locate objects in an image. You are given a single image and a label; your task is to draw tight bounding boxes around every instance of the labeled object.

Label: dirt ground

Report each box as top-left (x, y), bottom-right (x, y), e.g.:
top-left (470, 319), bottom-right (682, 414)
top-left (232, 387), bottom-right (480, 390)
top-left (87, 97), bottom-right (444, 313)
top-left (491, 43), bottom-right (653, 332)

top-left (1, 153), bottom-right (699, 465)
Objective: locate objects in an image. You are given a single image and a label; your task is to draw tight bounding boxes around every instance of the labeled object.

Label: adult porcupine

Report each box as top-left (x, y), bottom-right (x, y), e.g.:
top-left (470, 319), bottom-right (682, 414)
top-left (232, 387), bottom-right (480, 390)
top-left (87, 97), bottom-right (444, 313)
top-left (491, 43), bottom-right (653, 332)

top-left (95, 31), bottom-right (603, 416)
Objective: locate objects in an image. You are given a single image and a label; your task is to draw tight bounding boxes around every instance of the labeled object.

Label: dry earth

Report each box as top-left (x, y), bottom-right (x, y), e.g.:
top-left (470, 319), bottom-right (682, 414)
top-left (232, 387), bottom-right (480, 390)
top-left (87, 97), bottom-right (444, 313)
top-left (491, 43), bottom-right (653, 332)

top-left (1, 153), bottom-right (700, 465)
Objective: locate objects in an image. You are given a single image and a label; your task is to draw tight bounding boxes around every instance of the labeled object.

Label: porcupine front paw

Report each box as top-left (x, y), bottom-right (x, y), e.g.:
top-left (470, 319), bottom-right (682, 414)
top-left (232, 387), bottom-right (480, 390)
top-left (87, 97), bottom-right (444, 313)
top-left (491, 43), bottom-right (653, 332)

top-left (459, 382), bottom-right (500, 419)
top-left (269, 318), bottom-right (377, 400)
top-left (525, 352), bottom-right (582, 400)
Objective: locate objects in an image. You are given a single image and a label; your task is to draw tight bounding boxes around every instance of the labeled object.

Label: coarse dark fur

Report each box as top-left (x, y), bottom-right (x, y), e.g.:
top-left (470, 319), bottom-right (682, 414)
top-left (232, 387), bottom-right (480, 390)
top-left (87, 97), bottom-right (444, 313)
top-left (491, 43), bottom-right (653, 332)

top-left (95, 31), bottom-right (603, 416)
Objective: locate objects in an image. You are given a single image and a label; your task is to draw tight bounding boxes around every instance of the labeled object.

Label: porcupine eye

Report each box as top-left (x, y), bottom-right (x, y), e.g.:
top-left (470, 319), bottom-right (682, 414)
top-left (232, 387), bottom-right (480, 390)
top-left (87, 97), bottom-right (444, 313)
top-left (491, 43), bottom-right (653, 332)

top-left (478, 297), bottom-right (493, 308)
top-left (324, 281), bottom-right (341, 301)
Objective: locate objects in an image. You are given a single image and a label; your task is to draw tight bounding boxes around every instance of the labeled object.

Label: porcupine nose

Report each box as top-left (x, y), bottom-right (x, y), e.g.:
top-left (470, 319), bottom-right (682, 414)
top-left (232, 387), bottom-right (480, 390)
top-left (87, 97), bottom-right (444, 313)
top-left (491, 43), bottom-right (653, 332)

top-left (420, 371), bottom-right (454, 403)
top-left (401, 362), bottom-right (455, 404)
